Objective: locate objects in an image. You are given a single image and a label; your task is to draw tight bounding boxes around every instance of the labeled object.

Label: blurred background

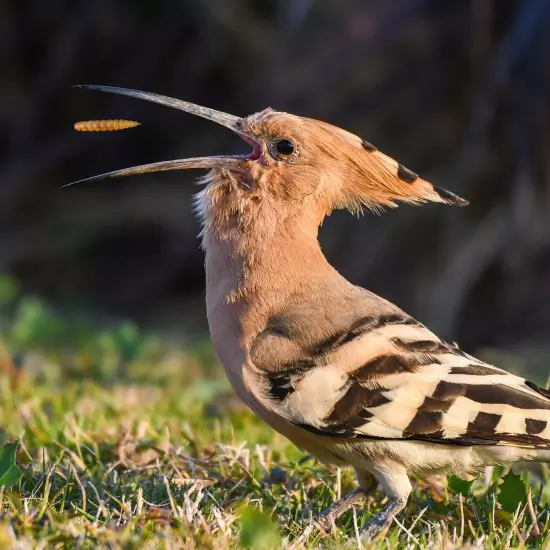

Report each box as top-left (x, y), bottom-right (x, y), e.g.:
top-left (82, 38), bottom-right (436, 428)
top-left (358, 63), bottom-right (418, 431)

top-left (2, 0), bottom-right (550, 380)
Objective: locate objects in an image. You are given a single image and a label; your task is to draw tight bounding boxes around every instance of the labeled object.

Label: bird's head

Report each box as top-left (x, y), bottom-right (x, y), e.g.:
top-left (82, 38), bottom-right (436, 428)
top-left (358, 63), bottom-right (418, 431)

top-left (69, 86), bottom-right (467, 222)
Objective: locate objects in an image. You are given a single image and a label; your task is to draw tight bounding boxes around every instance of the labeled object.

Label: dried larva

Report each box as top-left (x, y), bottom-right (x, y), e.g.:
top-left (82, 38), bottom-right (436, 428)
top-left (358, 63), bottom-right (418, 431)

top-left (73, 119), bottom-right (141, 132)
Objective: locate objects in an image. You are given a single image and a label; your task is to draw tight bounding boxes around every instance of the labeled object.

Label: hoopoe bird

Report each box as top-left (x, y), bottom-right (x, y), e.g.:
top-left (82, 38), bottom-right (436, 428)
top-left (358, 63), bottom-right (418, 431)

top-left (69, 85), bottom-right (550, 539)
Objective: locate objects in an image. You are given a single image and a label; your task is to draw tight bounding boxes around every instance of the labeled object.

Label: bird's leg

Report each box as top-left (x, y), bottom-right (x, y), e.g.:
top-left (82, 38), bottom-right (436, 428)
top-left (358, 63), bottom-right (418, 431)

top-left (359, 496), bottom-right (408, 539)
top-left (313, 472), bottom-right (376, 534)
top-left (313, 488), bottom-right (366, 533)
top-left (360, 468), bottom-right (411, 540)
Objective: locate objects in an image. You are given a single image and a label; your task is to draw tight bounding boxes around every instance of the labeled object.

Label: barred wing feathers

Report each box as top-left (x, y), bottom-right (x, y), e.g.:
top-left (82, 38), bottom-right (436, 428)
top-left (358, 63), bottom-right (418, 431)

top-left (256, 313), bottom-right (550, 448)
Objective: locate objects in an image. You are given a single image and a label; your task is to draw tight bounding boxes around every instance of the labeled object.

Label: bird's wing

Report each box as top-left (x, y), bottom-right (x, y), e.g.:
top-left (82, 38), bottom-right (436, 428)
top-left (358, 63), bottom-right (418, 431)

top-left (252, 309), bottom-right (550, 448)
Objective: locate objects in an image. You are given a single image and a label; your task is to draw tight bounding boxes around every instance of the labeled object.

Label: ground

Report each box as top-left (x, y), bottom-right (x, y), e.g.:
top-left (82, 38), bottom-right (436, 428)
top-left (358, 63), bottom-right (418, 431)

top-left (0, 281), bottom-right (549, 549)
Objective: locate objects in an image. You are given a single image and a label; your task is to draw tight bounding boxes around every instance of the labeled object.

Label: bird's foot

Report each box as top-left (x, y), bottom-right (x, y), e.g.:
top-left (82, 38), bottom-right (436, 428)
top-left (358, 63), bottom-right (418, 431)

top-left (312, 513), bottom-right (336, 535)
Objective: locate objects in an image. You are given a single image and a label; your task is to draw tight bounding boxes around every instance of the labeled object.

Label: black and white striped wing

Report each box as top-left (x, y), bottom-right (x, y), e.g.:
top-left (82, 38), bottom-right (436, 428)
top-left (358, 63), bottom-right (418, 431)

top-left (260, 314), bottom-right (550, 448)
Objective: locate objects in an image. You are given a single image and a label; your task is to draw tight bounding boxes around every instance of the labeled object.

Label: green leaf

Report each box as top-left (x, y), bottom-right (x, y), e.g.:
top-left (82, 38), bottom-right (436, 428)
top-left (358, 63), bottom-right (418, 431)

top-left (238, 505), bottom-right (281, 549)
top-left (498, 471), bottom-right (527, 513)
top-left (448, 475), bottom-right (475, 497)
top-left (0, 442), bottom-right (23, 489)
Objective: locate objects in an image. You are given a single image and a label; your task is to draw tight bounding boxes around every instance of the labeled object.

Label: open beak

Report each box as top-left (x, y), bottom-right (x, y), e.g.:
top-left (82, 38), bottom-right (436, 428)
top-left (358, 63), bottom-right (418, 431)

top-left (64, 85), bottom-right (260, 188)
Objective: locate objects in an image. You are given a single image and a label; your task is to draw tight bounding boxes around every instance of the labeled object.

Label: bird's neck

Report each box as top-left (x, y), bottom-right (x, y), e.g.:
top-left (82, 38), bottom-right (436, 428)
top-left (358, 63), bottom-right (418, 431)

top-left (202, 201), bottom-right (332, 303)
top-left (196, 174), bottom-right (335, 302)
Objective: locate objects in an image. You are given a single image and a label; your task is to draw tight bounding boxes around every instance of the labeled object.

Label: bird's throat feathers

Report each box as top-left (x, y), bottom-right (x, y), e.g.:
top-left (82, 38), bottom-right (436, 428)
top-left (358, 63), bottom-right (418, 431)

top-left (195, 169), bottom-right (332, 302)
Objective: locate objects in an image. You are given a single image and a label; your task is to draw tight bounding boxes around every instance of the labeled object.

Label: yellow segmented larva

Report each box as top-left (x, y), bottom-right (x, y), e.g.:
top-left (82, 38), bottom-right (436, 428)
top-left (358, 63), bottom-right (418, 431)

top-left (73, 119), bottom-right (141, 132)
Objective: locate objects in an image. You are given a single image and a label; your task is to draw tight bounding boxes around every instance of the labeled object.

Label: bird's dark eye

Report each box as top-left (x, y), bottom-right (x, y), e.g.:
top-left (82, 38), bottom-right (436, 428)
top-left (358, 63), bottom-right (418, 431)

top-left (275, 139), bottom-right (295, 156)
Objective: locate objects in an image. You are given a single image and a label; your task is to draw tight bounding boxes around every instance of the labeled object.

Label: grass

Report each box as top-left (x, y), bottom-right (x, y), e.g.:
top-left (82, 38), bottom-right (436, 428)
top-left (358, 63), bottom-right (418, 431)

top-left (1, 277), bottom-right (550, 548)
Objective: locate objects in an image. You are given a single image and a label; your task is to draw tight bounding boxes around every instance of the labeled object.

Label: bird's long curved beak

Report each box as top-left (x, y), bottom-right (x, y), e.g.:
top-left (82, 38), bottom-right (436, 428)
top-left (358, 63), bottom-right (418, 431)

top-left (64, 85), bottom-right (254, 188)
